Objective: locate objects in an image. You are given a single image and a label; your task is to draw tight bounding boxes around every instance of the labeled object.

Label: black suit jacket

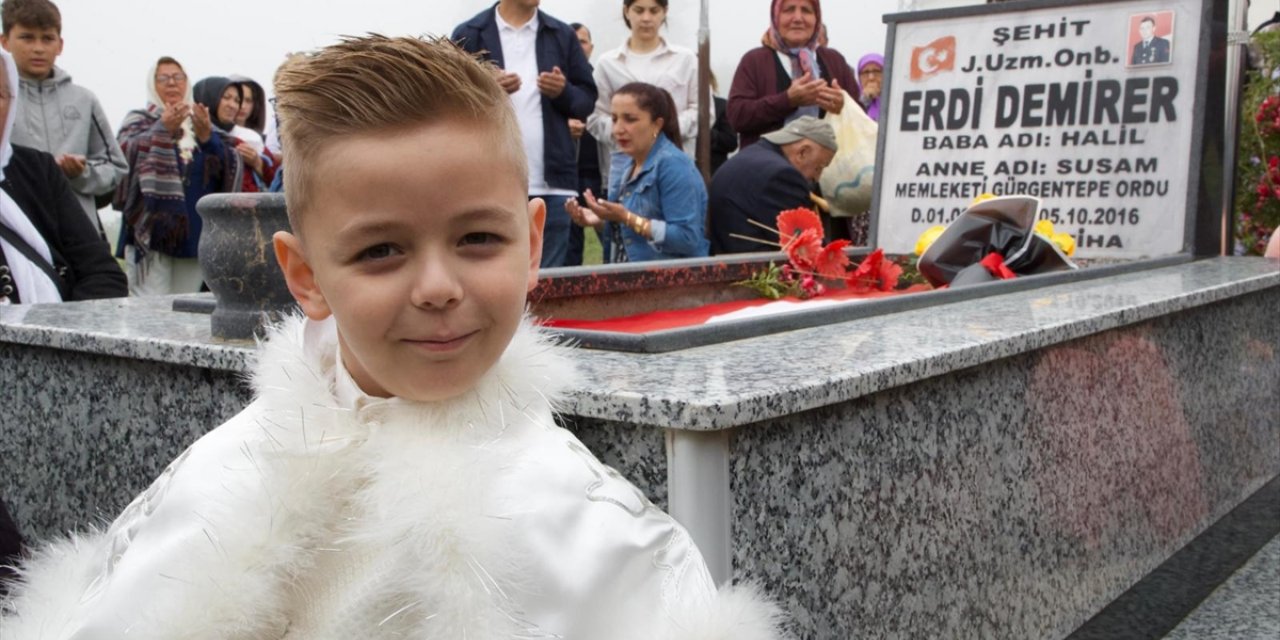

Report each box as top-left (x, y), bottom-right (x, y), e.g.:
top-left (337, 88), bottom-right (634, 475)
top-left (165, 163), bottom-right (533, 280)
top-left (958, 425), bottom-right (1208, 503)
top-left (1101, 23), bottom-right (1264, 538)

top-left (1131, 35), bottom-right (1170, 65)
top-left (709, 96), bottom-right (738, 176)
top-left (709, 140), bottom-right (811, 255)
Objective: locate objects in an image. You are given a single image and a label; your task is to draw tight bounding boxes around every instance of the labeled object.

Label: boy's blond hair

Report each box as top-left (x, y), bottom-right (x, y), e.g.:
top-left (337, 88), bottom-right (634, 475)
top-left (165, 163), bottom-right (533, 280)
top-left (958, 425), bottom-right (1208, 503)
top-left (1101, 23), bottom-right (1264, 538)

top-left (273, 34), bottom-right (526, 231)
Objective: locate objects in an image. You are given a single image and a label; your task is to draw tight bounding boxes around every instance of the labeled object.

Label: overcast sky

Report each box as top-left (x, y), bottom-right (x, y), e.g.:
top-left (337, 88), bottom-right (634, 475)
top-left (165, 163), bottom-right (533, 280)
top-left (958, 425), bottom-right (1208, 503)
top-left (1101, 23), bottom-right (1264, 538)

top-left (47, 0), bottom-right (1274, 132)
top-left (52, 0), bottom-right (905, 130)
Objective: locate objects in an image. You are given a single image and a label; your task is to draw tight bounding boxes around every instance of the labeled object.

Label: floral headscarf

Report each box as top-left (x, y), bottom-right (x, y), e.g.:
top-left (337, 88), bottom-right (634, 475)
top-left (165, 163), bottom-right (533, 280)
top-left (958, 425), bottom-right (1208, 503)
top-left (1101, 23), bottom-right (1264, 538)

top-left (767, 0), bottom-right (822, 79)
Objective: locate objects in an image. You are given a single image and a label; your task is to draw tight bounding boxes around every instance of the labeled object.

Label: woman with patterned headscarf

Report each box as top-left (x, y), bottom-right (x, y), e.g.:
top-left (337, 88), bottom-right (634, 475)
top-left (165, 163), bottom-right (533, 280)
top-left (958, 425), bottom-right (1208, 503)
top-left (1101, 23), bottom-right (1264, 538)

top-left (727, 0), bottom-right (860, 149)
top-left (114, 59), bottom-right (241, 295)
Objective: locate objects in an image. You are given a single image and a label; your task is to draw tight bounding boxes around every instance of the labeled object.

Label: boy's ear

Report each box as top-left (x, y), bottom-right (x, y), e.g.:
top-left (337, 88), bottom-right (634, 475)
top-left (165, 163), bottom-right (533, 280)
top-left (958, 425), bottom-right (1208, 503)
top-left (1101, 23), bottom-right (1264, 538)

top-left (526, 198), bottom-right (546, 292)
top-left (0, 35), bottom-right (9, 51)
top-left (273, 231), bottom-right (332, 320)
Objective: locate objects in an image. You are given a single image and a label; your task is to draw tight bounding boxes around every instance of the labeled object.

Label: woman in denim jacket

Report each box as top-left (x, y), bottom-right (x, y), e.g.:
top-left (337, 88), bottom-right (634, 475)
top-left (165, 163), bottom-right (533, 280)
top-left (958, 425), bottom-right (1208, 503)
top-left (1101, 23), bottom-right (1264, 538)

top-left (567, 82), bottom-right (709, 262)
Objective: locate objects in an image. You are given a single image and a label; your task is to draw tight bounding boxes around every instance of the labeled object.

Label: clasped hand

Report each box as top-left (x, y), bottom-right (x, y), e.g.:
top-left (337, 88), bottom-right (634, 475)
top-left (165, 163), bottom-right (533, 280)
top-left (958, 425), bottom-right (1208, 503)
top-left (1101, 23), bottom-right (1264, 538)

top-left (494, 66), bottom-right (567, 99)
top-left (787, 73), bottom-right (844, 114)
top-left (234, 143), bottom-right (264, 173)
top-left (160, 102), bottom-right (214, 143)
top-left (55, 154), bottom-right (87, 179)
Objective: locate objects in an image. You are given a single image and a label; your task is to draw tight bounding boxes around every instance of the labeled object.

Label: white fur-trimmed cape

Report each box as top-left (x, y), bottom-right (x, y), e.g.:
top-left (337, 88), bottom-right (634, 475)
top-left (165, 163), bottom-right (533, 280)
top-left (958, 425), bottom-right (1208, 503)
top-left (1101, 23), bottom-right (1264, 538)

top-left (1, 315), bottom-right (789, 639)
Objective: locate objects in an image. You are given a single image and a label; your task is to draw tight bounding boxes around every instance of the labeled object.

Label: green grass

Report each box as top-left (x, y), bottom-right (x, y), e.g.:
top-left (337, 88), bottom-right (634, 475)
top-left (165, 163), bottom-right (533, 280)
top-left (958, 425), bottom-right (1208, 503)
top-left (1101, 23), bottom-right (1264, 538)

top-left (582, 226), bottom-right (604, 265)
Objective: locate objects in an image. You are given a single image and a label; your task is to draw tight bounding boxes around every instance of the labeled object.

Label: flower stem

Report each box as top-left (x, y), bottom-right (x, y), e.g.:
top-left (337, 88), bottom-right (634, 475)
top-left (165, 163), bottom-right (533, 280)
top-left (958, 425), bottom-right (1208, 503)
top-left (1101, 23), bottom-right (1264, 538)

top-left (744, 218), bottom-right (784, 237)
top-left (728, 233), bottom-right (783, 248)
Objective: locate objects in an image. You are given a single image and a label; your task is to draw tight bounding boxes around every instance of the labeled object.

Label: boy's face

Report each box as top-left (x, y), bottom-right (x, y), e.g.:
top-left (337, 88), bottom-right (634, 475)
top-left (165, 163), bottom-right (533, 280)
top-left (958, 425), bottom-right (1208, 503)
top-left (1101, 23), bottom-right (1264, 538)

top-left (274, 119), bottom-right (544, 403)
top-left (1, 25), bottom-right (63, 79)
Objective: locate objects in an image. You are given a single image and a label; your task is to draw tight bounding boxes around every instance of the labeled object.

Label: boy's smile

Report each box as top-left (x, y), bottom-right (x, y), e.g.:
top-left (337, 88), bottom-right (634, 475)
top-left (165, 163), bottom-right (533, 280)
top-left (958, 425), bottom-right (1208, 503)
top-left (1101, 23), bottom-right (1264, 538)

top-left (275, 118), bottom-right (543, 402)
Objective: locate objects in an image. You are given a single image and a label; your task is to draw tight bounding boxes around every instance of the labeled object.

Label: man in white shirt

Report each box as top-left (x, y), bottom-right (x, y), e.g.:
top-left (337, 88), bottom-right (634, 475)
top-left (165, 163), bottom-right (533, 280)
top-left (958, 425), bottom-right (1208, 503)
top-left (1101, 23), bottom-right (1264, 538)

top-left (453, 0), bottom-right (597, 268)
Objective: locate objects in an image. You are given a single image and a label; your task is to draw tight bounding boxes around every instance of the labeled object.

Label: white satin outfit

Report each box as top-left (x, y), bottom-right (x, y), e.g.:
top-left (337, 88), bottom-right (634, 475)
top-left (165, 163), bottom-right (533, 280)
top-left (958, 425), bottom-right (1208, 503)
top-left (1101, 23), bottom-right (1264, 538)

top-left (0, 316), bottom-right (786, 639)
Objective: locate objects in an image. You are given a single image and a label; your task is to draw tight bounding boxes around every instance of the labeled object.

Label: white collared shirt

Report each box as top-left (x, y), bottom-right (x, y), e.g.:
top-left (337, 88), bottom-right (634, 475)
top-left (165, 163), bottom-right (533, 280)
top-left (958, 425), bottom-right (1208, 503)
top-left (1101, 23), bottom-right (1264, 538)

top-left (496, 8), bottom-right (574, 197)
top-left (586, 38), bottom-right (708, 166)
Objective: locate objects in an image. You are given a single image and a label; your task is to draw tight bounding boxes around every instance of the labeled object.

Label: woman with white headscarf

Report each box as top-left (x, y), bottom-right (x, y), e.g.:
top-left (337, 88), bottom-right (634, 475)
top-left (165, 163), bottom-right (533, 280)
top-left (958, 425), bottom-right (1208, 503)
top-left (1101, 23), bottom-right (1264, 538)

top-left (0, 50), bottom-right (126, 304)
top-left (114, 56), bottom-right (241, 295)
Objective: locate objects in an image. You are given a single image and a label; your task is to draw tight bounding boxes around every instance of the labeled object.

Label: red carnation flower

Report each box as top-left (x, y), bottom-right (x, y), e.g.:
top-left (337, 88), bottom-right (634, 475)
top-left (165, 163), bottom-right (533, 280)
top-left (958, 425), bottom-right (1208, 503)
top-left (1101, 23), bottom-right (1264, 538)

top-left (814, 239), bottom-right (852, 279)
top-left (845, 249), bottom-right (902, 293)
top-left (777, 208), bottom-right (823, 242)
top-left (784, 229), bottom-right (823, 271)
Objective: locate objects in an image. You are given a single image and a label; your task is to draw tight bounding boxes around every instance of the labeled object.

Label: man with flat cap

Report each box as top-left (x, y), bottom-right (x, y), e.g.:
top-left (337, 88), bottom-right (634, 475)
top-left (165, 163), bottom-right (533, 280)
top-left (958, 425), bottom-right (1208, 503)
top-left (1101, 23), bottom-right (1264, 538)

top-left (709, 115), bottom-right (838, 255)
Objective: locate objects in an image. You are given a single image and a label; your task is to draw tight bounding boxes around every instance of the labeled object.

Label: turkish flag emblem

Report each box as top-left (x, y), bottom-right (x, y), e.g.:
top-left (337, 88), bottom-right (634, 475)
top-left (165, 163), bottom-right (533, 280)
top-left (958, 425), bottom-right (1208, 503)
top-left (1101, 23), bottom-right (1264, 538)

top-left (910, 36), bottom-right (956, 80)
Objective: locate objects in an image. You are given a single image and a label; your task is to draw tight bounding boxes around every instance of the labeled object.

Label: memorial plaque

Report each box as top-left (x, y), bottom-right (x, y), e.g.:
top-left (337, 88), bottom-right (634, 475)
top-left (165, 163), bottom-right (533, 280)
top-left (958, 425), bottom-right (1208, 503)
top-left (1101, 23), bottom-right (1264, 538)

top-left (874, 0), bottom-right (1220, 258)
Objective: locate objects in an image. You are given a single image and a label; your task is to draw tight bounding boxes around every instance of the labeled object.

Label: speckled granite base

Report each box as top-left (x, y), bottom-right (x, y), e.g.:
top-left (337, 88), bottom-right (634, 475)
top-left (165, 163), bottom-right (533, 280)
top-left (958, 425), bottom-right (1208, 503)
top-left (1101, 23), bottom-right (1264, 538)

top-left (1164, 534), bottom-right (1280, 639)
top-left (560, 415), bottom-right (669, 512)
top-left (1068, 475), bottom-right (1280, 639)
top-left (0, 258), bottom-right (1276, 636)
top-left (730, 290), bottom-right (1280, 639)
top-left (0, 343), bottom-right (253, 540)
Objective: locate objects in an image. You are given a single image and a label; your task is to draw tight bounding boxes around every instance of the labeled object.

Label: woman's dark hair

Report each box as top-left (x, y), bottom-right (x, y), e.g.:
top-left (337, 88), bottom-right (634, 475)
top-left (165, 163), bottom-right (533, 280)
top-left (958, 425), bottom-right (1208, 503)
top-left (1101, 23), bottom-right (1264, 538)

top-left (622, 0), bottom-right (668, 29)
top-left (192, 77), bottom-right (241, 131)
top-left (614, 82), bottom-right (681, 150)
top-left (230, 77), bottom-right (268, 135)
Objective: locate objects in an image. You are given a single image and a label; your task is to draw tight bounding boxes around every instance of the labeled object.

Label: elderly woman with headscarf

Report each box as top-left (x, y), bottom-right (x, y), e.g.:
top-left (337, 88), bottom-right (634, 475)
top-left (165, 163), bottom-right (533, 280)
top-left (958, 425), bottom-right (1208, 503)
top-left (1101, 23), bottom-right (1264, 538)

top-left (114, 60), bottom-right (241, 296)
top-left (727, 0), bottom-right (860, 149)
top-left (0, 50), bottom-right (125, 304)
top-left (856, 53), bottom-right (884, 122)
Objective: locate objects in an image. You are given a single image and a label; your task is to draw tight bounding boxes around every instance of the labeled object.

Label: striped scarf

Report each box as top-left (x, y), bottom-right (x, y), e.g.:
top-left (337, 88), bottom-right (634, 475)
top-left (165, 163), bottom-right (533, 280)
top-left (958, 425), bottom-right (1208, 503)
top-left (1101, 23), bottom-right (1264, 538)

top-left (118, 107), bottom-right (188, 259)
top-left (117, 106), bottom-right (236, 259)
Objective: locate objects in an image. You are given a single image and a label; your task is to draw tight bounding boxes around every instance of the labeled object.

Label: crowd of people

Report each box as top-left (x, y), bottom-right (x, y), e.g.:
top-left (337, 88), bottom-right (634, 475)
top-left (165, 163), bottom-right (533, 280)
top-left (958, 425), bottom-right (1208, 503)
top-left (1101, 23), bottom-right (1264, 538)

top-left (1, 29), bottom-right (802, 638)
top-left (489, 0), bottom-right (887, 266)
top-left (0, 0), bottom-right (888, 309)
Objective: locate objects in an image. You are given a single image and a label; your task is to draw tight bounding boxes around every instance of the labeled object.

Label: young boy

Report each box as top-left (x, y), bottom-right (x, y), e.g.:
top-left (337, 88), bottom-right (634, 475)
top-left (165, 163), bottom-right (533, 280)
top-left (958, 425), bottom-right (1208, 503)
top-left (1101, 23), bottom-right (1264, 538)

top-left (0, 0), bottom-right (126, 234)
top-left (0, 36), bottom-right (785, 639)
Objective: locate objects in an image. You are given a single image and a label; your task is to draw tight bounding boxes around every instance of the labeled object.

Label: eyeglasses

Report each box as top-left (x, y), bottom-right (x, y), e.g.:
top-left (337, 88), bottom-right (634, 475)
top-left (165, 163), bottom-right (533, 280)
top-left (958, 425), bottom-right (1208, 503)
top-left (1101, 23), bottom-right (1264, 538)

top-left (859, 69), bottom-right (883, 77)
top-left (155, 73), bottom-right (187, 85)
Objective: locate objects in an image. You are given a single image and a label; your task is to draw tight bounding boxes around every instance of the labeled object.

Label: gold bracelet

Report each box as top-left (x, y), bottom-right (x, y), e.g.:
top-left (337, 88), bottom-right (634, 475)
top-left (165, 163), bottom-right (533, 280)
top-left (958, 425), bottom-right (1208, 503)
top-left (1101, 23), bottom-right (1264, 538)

top-left (625, 211), bottom-right (644, 236)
